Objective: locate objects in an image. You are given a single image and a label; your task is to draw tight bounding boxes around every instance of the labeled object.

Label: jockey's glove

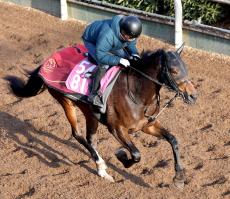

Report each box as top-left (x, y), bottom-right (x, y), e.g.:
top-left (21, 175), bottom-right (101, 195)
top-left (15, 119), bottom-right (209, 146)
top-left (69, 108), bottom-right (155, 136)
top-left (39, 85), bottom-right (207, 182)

top-left (131, 54), bottom-right (141, 61)
top-left (119, 58), bottom-right (130, 68)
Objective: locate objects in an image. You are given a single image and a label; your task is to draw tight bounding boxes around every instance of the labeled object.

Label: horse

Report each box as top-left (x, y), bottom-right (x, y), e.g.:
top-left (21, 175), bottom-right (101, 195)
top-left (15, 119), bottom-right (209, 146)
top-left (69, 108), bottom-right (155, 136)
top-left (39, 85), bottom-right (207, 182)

top-left (6, 44), bottom-right (197, 188)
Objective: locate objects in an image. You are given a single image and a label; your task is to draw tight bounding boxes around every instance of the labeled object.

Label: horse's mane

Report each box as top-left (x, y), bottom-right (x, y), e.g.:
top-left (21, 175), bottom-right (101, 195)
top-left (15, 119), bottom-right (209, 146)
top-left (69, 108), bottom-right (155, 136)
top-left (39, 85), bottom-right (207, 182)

top-left (142, 49), bottom-right (165, 60)
top-left (131, 49), bottom-right (166, 70)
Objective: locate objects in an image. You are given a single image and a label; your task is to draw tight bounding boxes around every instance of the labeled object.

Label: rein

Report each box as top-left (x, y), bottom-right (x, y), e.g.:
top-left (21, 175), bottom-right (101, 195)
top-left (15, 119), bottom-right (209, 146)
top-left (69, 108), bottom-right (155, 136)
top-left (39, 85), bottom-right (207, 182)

top-left (126, 51), bottom-right (181, 123)
top-left (147, 93), bottom-right (178, 123)
top-left (128, 64), bottom-right (179, 122)
top-left (128, 60), bottom-right (179, 93)
top-left (123, 47), bottom-right (165, 87)
top-left (128, 65), bottom-right (164, 87)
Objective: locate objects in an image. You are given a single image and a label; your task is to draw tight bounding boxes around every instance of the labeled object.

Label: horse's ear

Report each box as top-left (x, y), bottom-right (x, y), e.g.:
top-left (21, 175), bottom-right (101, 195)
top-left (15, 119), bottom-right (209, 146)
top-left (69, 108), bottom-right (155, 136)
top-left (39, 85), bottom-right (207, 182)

top-left (140, 49), bottom-right (144, 57)
top-left (176, 42), bottom-right (185, 55)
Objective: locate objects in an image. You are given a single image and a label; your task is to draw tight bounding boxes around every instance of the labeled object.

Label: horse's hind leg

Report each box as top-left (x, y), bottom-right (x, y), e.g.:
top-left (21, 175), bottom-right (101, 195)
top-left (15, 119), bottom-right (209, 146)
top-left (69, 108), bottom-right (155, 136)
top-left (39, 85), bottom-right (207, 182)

top-left (86, 117), bottom-right (98, 149)
top-left (78, 107), bottom-right (113, 180)
top-left (49, 90), bottom-right (114, 182)
top-left (78, 105), bottom-right (98, 149)
top-left (142, 120), bottom-right (185, 188)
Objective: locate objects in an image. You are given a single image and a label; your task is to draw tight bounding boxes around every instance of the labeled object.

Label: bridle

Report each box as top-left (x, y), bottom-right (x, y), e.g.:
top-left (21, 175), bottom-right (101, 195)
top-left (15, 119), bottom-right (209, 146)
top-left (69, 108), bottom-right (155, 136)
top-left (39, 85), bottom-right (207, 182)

top-left (128, 50), bottom-right (187, 122)
top-left (129, 51), bottom-right (183, 93)
top-left (128, 50), bottom-right (188, 91)
top-left (160, 52), bottom-right (180, 92)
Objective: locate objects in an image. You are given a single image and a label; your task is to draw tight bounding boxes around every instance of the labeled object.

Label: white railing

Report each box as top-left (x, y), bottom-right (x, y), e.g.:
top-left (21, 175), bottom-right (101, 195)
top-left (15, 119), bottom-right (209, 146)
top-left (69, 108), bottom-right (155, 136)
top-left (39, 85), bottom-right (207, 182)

top-left (61, 0), bottom-right (68, 20)
top-left (173, 0), bottom-right (230, 48)
top-left (174, 0), bottom-right (183, 49)
top-left (61, 0), bottom-right (228, 49)
top-left (208, 0), bottom-right (230, 5)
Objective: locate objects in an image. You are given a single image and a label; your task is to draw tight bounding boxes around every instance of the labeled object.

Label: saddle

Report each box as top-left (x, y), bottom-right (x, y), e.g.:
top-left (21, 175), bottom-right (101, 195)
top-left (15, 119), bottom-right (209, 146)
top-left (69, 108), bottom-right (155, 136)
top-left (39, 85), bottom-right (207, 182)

top-left (38, 44), bottom-right (121, 113)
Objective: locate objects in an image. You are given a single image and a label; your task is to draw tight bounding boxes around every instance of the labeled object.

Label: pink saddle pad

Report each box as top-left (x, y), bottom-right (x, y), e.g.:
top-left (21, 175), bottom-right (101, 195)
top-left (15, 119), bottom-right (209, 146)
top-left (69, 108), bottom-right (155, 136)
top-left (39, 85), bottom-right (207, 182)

top-left (39, 44), bottom-right (121, 96)
top-left (65, 58), bottom-right (120, 96)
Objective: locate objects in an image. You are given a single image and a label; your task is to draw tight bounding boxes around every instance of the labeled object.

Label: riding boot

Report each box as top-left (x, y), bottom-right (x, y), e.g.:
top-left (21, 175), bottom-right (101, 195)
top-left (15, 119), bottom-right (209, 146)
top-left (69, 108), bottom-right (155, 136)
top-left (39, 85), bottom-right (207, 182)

top-left (88, 65), bottom-right (108, 107)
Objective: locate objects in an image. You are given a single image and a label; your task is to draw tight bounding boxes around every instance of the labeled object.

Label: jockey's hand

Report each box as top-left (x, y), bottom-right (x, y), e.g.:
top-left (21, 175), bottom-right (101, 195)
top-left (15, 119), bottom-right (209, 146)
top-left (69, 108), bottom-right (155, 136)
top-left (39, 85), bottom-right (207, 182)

top-left (130, 54), bottom-right (141, 62)
top-left (119, 58), bottom-right (130, 68)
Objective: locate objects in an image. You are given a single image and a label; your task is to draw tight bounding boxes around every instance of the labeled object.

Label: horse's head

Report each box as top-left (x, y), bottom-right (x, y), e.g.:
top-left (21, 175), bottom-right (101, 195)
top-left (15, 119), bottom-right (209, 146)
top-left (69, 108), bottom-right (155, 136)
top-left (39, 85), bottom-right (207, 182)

top-left (142, 46), bottom-right (193, 104)
top-left (134, 45), bottom-right (197, 104)
top-left (160, 45), bottom-right (197, 104)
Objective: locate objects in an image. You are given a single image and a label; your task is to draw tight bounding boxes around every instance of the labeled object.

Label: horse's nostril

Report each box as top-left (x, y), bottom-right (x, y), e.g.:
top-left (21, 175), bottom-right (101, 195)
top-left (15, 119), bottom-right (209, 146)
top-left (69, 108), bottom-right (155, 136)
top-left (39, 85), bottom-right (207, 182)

top-left (193, 93), bottom-right (198, 99)
top-left (190, 94), bottom-right (197, 102)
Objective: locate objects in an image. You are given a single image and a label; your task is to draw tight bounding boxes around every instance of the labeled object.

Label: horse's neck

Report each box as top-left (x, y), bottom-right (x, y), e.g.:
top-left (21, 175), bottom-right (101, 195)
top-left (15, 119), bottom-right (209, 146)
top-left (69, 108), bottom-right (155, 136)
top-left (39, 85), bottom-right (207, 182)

top-left (127, 67), bottom-right (161, 105)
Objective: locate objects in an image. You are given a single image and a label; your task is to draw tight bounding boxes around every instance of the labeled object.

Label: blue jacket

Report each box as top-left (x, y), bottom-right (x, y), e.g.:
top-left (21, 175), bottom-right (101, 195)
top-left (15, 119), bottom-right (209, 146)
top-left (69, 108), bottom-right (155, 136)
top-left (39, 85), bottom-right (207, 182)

top-left (82, 15), bottom-right (139, 66)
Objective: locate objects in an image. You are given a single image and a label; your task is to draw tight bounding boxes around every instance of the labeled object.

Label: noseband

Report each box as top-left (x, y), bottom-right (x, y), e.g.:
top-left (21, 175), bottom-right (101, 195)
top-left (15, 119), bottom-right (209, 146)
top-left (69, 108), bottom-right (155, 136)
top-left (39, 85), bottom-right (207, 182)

top-left (160, 54), bottom-right (178, 90)
top-left (128, 50), bottom-right (186, 122)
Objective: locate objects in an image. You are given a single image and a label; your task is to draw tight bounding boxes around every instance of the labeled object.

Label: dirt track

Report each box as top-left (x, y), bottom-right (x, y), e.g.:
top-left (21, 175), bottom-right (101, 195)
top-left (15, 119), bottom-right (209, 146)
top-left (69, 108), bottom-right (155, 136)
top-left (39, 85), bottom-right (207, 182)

top-left (0, 2), bottom-right (229, 199)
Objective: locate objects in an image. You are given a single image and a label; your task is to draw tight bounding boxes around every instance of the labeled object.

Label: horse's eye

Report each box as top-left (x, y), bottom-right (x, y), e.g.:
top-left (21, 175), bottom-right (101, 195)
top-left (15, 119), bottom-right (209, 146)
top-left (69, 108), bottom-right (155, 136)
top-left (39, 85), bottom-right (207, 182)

top-left (171, 68), bottom-right (179, 75)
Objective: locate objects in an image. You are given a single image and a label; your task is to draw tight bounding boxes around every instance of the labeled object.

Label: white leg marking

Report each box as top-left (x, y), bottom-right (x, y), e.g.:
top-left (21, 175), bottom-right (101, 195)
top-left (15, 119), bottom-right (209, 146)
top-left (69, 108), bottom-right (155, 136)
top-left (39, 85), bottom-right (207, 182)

top-left (95, 151), bottom-right (114, 182)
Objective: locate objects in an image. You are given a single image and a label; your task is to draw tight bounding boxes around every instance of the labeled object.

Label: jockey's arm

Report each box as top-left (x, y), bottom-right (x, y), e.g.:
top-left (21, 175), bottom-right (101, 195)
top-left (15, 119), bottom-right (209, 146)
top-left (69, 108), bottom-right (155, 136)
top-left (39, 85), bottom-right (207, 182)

top-left (96, 32), bottom-right (120, 66)
top-left (126, 39), bottom-right (139, 56)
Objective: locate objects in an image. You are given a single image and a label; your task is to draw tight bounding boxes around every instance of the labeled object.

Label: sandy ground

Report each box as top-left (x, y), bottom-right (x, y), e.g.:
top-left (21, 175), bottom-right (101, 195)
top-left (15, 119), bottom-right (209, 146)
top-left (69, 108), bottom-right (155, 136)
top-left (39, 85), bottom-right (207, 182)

top-left (0, 2), bottom-right (229, 199)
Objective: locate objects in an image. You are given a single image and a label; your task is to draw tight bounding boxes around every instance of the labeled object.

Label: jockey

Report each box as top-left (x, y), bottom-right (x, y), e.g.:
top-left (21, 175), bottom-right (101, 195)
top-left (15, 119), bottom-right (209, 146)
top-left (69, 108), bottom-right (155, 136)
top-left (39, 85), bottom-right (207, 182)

top-left (82, 15), bottom-right (142, 107)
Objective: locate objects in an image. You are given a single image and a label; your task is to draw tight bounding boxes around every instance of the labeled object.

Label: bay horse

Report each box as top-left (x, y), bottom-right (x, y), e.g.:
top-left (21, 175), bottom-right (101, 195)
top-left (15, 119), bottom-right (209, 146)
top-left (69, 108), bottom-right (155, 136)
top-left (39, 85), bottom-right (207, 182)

top-left (6, 44), bottom-right (197, 188)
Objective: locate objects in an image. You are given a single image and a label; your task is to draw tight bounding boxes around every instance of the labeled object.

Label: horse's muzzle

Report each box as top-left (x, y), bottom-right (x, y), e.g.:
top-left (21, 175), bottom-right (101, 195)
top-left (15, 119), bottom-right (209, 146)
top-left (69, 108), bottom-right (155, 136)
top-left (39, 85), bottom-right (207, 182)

top-left (178, 80), bottom-right (197, 104)
top-left (182, 92), bottom-right (197, 104)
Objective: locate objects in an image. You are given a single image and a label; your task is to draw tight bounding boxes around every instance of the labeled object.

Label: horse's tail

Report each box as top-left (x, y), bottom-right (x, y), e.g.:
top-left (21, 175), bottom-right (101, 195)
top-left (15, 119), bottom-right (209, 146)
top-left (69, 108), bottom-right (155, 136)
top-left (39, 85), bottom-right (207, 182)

top-left (5, 66), bottom-right (45, 97)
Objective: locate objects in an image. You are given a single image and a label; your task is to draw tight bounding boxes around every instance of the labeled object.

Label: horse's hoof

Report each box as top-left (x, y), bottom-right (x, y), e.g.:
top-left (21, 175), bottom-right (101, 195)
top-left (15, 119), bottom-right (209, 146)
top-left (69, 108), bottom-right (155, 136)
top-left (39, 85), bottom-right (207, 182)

top-left (173, 177), bottom-right (184, 189)
top-left (173, 170), bottom-right (185, 189)
top-left (104, 174), bottom-right (115, 182)
top-left (115, 148), bottom-right (128, 162)
top-left (115, 148), bottom-right (136, 168)
top-left (115, 148), bottom-right (127, 158)
top-left (98, 170), bottom-right (114, 182)
top-left (115, 148), bottom-right (132, 168)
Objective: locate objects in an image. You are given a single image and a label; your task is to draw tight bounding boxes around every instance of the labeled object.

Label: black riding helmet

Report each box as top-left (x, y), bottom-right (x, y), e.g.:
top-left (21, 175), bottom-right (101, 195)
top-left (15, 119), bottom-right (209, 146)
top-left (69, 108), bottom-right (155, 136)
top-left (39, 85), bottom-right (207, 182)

top-left (119, 16), bottom-right (142, 38)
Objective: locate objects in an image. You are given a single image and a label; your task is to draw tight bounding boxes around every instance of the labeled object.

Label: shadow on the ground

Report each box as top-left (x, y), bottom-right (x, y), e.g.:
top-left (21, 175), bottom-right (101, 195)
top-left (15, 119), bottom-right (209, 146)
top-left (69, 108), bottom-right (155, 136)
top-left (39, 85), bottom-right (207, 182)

top-left (0, 111), bottom-right (87, 167)
top-left (0, 111), bottom-right (151, 187)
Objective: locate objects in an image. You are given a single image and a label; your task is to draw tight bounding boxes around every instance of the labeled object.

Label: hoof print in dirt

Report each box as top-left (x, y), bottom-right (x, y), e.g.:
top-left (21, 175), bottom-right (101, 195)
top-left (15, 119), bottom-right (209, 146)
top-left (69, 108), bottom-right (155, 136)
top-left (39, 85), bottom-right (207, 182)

top-left (154, 159), bottom-right (170, 169)
top-left (211, 88), bottom-right (222, 94)
top-left (224, 141), bottom-right (230, 146)
top-left (222, 190), bottom-right (230, 197)
top-left (140, 167), bottom-right (152, 175)
top-left (143, 141), bottom-right (158, 148)
top-left (17, 187), bottom-right (35, 198)
top-left (57, 45), bottom-right (65, 50)
top-left (200, 124), bottom-right (213, 131)
top-left (207, 145), bottom-right (216, 152)
top-left (24, 45), bottom-right (33, 51)
top-left (157, 182), bottom-right (170, 188)
top-left (202, 176), bottom-right (227, 187)
top-left (33, 53), bottom-right (43, 64)
top-left (193, 162), bottom-right (203, 170)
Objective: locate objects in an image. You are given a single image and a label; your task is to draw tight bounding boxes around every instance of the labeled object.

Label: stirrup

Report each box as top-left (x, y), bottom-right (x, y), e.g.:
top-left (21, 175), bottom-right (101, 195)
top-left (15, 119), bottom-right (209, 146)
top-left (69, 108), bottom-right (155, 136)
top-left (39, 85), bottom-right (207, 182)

top-left (88, 94), bottom-right (103, 108)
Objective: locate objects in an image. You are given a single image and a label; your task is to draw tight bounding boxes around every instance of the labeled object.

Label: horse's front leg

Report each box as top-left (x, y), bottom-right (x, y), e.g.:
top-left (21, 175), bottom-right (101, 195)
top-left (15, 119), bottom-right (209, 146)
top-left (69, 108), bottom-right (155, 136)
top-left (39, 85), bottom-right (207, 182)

top-left (142, 120), bottom-right (185, 188)
top-left (110, 126), bottom-right (141, 168)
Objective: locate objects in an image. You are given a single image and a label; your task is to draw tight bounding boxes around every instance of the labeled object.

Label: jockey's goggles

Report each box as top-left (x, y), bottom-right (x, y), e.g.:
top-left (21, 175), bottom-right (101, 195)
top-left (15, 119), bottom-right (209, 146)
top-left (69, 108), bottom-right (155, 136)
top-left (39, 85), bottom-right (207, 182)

top-left (120, 31), bottom-right (136, 41)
